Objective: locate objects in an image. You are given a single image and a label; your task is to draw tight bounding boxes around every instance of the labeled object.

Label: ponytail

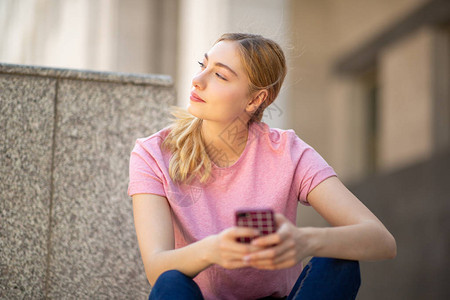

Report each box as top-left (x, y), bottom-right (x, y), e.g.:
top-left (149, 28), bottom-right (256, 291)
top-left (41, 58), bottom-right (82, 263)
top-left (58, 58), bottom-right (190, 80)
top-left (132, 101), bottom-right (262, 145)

top-left (161, 106), bottom-right (212, 184)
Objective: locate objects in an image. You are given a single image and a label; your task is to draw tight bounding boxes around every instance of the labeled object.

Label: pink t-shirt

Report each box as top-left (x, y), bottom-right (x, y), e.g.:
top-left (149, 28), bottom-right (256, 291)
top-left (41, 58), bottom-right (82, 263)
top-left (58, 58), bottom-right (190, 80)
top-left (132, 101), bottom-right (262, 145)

top-left (128, 121), bottom-right (336, 300)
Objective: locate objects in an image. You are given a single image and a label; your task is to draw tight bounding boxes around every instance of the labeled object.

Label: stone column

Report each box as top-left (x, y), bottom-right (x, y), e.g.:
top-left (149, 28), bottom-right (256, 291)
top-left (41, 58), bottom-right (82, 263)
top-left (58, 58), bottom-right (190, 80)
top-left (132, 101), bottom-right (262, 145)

top-left (378, 27), bottom-right (435, 171)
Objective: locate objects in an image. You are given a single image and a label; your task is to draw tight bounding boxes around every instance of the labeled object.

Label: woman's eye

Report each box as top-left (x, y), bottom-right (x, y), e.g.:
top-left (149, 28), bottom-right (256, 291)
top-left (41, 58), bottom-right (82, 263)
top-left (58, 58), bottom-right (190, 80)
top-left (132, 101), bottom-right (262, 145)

top-left (215, 73), bottom-right (227, 81)
top-left (197, 61), bottom-right (226, 80)
top-left (197, 61), bottom-right (205, 69)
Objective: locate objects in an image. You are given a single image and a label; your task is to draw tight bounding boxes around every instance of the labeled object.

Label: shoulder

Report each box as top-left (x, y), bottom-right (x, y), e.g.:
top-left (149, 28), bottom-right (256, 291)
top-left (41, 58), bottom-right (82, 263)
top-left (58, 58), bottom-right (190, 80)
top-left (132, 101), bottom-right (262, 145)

top-left (132, 126), bottom-right (171, 157)
top-left (251, 121), bottom-right (310, 152)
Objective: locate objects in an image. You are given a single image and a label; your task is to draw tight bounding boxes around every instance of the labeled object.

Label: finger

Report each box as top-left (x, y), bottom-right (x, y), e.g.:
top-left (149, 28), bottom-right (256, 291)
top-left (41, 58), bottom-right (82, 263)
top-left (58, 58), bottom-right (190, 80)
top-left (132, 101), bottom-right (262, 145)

top-left (248, 244), bottom-right (266, 253)
top-left (247, 247), bottom-right (297, 270)
top-left (222, 242), bottom-right (266, 258)
top-left (251, 219), bottom-right (293, 248)
top-left (247, 239), bottom-right (294, 261)
top-left (228, 226), bottom-right (262, 248)
top-left (219, 238), bottom-right (252, 255)
top-left (227, 226), bottom-right (260, 238)
top-left (250, 232), bottom-right (282, 247)
top-left (272, 248), bottom-right (297, 265)
top-left (219, 228), bottom-right (260, 255)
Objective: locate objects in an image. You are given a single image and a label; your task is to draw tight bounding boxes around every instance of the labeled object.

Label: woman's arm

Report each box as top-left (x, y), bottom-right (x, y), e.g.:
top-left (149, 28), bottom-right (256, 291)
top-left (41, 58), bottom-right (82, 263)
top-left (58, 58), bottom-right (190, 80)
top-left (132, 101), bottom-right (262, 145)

top-left (302, 176), bottom-right (397, 260)
top-left (245, 176), bottom-right (396, 269)
top-left (133, 193), bottom-right (258, 285)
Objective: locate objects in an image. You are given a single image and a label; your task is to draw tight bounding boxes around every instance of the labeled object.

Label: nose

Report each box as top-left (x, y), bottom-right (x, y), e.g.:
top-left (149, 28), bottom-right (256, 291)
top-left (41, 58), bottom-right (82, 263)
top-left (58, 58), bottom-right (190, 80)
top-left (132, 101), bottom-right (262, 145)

top-left (192, 70), bottom-right (206, 90)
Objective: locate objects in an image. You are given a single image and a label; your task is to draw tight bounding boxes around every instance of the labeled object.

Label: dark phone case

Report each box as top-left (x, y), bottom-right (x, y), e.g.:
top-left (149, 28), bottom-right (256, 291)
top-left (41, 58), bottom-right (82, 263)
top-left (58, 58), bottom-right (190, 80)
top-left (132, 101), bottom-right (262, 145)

top-left (235, 209), bottom-right (275, 243)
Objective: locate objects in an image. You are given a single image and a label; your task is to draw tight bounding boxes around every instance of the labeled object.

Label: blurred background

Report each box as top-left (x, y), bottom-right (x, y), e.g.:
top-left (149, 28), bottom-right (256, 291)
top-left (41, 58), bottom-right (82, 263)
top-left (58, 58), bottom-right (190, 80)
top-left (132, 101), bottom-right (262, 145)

top-left (1, 0), bottom-right (449, 299)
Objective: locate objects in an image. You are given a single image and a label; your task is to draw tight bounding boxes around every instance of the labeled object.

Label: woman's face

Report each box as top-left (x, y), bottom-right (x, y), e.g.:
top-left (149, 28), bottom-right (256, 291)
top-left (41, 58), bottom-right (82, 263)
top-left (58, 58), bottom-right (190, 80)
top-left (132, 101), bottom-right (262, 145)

top-left (187, 41), bottom-right (256, 124)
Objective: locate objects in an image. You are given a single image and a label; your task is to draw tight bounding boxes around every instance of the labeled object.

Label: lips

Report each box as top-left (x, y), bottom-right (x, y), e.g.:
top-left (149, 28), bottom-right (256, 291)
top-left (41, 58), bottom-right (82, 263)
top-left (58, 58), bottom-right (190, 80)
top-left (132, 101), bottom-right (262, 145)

top-left (190, 92), bottom-right (205, 102)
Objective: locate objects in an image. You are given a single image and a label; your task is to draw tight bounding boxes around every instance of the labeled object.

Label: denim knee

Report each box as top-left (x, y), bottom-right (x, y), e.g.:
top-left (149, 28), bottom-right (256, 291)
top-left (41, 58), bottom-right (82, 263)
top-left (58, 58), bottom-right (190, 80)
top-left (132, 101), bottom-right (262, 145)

top-left (149, 270), bottom-right (203, 300)
top-left (155, 269), bottom-right (187, 285)
top-left (313, 257), bottom-right (360, 285)
top-left (328, 258), bottom-right (360, 286)
top-left (289, 257), bottom-right (361, 300)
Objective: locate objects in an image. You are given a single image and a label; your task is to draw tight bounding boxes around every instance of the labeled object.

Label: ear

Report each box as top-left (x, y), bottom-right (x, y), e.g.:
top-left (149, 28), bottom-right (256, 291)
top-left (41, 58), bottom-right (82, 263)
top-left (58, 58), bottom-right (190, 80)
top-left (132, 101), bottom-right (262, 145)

top-left (246, 90), bottom-right (268, 113)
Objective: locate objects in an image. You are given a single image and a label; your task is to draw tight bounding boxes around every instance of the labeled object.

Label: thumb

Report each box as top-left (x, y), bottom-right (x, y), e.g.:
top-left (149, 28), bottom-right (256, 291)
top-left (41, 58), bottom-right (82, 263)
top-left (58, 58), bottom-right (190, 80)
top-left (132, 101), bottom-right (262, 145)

top-left (274, 213), bottom-right (289, 228)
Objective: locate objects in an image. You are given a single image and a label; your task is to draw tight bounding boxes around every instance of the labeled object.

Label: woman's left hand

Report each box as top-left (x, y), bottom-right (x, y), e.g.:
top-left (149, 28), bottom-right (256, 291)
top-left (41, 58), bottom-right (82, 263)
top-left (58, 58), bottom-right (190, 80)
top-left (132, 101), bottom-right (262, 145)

top-left (245, 213), bottom-right (315, 270)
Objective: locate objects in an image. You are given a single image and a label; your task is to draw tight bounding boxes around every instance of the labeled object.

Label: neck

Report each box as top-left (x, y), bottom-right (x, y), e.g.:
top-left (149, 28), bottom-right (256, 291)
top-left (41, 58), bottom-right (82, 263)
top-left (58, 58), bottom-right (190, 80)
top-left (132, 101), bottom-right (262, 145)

top-left (201, 118), bottom-right (250, 167)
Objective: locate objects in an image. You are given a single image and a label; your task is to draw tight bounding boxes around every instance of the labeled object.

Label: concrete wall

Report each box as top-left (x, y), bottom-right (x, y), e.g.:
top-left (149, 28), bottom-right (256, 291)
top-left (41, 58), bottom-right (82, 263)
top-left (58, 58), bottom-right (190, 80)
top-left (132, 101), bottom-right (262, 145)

top-left (288, 0), bottom-right (429, 181)
top-left (350, 151), bottom-right (450, 299)
top-left (378, 27), bottom-right (434, 171)
top-left (0, 63), bottom-right (175, 299)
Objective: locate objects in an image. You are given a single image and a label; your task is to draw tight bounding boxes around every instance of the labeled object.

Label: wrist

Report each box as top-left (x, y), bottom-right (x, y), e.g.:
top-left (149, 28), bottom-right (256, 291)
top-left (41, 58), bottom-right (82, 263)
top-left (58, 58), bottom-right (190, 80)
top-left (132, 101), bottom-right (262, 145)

top-left (301, 227), bottom-right (325, 257)
top-left (201, 234), bottom-right (217, 266)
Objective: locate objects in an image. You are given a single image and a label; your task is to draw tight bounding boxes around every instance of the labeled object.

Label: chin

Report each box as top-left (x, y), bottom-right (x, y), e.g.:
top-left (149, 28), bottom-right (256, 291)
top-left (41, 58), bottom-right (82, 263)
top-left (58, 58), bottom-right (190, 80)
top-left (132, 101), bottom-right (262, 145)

top-left (187, 104), bottom-right (203, 119)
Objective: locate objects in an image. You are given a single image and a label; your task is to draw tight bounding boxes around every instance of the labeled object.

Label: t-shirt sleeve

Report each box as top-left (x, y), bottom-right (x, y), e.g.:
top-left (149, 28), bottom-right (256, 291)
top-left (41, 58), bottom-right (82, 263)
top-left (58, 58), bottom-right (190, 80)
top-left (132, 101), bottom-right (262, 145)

top-left (127, 141), bottom-right (166, 197)
top-left (292, 137), bottom-right (336, 205)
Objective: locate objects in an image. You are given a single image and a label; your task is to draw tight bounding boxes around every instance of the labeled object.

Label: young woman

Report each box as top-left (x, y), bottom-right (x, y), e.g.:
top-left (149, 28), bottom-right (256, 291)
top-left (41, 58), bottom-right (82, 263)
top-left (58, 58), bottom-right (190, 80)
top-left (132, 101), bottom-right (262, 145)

top-left (129, 33), bottom-right (396, 300)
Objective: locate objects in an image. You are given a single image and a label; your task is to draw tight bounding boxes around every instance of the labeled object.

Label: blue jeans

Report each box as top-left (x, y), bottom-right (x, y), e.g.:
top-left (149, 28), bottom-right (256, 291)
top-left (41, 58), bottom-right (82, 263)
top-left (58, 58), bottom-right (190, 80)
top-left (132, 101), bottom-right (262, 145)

top-left (149, 257), bottom-right (360, 300)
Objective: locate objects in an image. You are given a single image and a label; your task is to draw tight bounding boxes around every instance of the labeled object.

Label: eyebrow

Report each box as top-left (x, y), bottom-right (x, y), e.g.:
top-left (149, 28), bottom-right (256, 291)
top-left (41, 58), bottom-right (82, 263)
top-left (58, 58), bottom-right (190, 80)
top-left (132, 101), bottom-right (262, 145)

top-left (204, 53), bottom-right (238, 77)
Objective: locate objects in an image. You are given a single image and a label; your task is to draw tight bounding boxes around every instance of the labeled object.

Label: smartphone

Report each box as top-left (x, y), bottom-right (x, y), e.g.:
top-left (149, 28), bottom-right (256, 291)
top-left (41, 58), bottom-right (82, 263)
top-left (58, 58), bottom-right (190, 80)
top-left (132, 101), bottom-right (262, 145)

top-left (235, 209), bottom-right (276, 243)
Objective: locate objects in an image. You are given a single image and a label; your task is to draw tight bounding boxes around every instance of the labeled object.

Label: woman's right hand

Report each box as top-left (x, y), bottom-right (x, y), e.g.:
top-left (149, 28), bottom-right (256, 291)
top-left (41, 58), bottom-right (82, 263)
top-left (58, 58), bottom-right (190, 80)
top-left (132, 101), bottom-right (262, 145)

top-left (207, 227), bottom-right (262, 269)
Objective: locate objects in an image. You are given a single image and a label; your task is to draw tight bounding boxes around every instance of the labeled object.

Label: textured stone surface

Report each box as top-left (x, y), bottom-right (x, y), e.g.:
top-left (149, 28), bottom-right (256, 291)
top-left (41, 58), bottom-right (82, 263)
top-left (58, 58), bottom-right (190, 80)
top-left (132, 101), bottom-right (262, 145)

top-left (0, 74), bottom-right (55, 299)
top-left (1, 63), bottom-right (175, 299)
top-left (0, 63), bottom-right (172, 87)
top-left (47, 79), bottom-right (174, 299)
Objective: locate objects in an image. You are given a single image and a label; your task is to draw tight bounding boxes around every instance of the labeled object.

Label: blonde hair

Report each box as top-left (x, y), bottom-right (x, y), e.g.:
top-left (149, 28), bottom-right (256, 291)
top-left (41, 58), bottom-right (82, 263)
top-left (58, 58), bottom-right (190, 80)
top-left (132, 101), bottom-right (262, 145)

top-left (162, 33), bottom-right (287, 184)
